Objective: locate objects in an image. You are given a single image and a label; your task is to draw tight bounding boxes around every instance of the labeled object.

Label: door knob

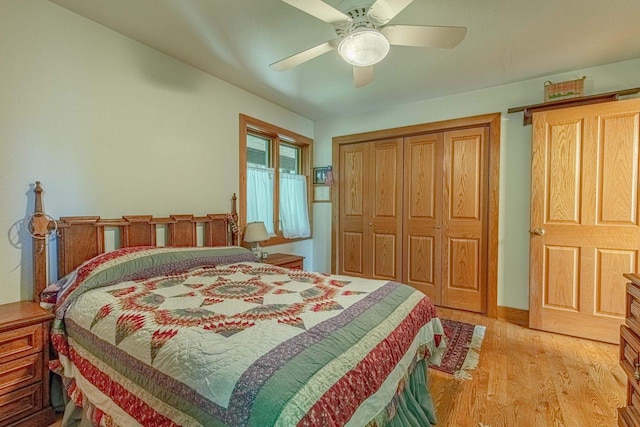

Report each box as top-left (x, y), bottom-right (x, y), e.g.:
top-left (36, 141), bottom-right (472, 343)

top-left (531, 228), bottom-right (545, 236)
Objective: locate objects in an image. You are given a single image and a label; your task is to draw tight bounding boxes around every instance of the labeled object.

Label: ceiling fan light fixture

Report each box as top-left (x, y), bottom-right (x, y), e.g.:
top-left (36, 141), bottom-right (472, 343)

top-left (338, 28), bottom-right (390, 67)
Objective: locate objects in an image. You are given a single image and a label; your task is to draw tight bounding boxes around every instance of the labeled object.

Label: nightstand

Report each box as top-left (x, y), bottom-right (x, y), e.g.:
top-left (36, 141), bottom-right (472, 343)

top-left (0, 301), bottom-right (54, 427)
top-left (262, 253), bottom-right (304, 270)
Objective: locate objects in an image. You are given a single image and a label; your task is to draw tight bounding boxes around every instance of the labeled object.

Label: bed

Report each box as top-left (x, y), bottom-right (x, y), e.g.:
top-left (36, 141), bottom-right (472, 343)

top-left (31, 185), bottom-right (445, 426)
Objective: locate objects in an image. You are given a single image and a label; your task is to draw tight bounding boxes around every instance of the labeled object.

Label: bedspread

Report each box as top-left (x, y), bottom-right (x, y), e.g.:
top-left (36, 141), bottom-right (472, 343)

top-left (50, 246), bottom-right (445, 427)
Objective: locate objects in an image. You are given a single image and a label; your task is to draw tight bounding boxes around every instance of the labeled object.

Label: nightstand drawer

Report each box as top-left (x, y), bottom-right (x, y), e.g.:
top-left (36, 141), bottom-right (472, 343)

top-left (0, 324), bottom-right (43, 363)
top-left (0, 382), bottom-right (42, 427)
top-left (263, 253), bottom-right (304, 269)
top-left (0, 353), bottom-right (42, 395)
top-left (279, 260), bottom-right (303, 269)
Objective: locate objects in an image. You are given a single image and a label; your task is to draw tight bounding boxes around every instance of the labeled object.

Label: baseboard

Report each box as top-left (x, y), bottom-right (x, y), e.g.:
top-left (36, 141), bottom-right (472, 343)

top-left (496, 306), bottom-right (529, 327)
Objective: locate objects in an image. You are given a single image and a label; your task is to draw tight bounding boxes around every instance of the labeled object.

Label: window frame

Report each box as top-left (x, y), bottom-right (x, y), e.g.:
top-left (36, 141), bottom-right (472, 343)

top-left (239, 114), bottom-right (313, 246)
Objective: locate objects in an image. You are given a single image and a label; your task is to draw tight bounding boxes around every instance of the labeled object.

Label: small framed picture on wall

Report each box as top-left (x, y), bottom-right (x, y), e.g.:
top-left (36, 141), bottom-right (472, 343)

top-left (313, 167), bottom-right (330, 185)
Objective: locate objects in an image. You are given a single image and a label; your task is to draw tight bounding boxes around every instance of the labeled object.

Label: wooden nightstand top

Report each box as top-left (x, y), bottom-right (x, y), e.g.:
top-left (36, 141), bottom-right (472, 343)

top-left (0, 301), bottom-right (54, 332)
top-left (262, 253), bottom-right (304, 269)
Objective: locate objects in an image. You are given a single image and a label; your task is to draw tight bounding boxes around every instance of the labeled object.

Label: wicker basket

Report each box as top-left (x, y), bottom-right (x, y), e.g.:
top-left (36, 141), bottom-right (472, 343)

top-left (544, 76), bottom-right (586, 102)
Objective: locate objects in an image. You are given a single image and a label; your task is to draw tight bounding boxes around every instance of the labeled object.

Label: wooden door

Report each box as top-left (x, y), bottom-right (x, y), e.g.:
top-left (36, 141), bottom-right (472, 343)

top-left (441, 127), bottom-right (489, 312)
top-left (530, 98), bottom-right (640, 344)
top-left (338, 139), bottom-right (403, 280)
top-left (369, 139), bottom-right (404, 281)
top-left (338, 142), bottom-right (370, 278)
top-left (404, 133), bottom-right (443, 303)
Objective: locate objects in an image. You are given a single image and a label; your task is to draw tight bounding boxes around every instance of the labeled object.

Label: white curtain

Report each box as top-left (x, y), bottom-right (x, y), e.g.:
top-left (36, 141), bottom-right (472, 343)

top-left (247, 166), bottom-right (275, 235)
top-left (280, 173), bottom-right (310, 238)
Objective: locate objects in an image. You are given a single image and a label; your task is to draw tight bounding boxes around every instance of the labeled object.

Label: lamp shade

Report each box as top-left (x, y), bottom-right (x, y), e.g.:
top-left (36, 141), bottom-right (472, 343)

top-left (243, 221), bottom-right (269, 243)
top-left (338, 28), bottom-right (390, 67)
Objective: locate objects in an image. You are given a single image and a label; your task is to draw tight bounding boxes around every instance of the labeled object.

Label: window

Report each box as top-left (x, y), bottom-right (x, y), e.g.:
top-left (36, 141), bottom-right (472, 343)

top-left (247, 134), bottom-right (270, 167)
top-left (240, 114), bottom-right (312, 245)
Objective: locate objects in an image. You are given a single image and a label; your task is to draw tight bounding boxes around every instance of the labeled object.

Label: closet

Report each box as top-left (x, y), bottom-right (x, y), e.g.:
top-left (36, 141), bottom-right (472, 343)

top-left (338, 138), bottom-right (403, 282)
top-left (333, 115), bottom-right (497, 314)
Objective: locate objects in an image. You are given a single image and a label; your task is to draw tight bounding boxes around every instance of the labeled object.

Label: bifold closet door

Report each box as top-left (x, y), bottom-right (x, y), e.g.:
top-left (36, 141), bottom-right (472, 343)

top-left (339, 142), bottom-right (370, 278)
top-left (441, 127), bottom-right (489, 313)
top-left (403, 133), bottom-right (443, 304)
top-left (403, 128), bottom-right (487, 312)
top-left (338, 139), bottom-right (403, 281)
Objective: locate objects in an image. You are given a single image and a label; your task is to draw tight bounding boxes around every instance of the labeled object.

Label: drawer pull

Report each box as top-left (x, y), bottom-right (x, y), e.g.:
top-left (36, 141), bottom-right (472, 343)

top-left (635, 362), bottom-right (640, 380)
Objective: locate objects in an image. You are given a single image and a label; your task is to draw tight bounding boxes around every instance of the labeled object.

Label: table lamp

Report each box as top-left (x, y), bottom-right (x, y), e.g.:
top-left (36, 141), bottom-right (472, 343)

top-left (243, 221), bottom-right (269, 259)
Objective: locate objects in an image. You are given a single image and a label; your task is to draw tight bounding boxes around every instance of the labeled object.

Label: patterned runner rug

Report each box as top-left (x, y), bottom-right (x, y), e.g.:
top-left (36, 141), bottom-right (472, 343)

top-left (429, 318), bottom-right (486, 380)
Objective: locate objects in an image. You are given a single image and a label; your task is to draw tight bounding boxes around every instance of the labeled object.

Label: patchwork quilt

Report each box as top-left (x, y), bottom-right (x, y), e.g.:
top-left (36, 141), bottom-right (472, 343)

top-left (50, 246), bottom-right (445, 426)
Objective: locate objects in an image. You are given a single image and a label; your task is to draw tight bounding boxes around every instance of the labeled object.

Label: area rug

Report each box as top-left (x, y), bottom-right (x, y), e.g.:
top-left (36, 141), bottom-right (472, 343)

top-left (429, 318), bottom-right (486, 380)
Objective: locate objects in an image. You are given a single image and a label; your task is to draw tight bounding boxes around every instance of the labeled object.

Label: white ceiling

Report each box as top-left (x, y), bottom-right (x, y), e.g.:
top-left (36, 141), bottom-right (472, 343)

top-left (49, 0), bottom-right (640, 120)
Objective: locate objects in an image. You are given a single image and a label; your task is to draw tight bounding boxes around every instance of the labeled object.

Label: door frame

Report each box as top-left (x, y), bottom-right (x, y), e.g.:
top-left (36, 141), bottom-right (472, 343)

top-left (331, 113), bottom-right (501, 317)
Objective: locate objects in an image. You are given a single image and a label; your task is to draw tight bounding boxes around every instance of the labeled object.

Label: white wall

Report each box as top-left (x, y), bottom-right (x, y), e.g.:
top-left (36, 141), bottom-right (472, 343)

top-left (313, 58), bottom-right (640, 310)
top-left (0, 0), bottom-right (313, 304)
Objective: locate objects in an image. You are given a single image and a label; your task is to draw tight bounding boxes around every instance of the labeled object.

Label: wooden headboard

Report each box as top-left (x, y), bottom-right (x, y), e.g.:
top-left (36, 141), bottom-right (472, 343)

top-left (31, 182), bottom-right (238, 302)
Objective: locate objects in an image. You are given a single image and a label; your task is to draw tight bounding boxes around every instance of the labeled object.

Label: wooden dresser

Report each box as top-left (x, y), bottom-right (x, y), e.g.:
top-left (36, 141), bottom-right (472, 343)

top-left (620, 273), bottom-right (640, 425)
top-left (0, 301), bottom-right (54, 427)
top-left (262, 253), bottom-right (304, 270)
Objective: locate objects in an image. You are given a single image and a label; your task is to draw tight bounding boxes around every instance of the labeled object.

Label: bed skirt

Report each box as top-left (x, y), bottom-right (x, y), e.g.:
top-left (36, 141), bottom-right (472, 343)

top-left (56, 358), bottom-right (438, 427)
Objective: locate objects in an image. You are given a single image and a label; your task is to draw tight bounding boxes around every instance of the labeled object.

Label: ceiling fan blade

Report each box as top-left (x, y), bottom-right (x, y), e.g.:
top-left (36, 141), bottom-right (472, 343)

top-left (270, 40), bottom-right (337, 71)
top-left (382, 25), bottom-right (467, 49)
top-left (353, 66), bottom-right (374, 88)
top-left (368, 0), bottom-right (414, 26)
top-left (281, 0), bottom-right (351, 25)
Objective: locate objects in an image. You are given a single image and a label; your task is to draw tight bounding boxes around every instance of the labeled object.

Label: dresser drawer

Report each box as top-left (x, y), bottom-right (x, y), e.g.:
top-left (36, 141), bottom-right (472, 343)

top-left (0, 324), bottom-right (42, 363)
top-left (0, 382), bottom-right (42, 427)
top-left (619, 406), bottom-right (640, 427)
top-left (625, 381), bottom-right (640, 419)
top-left (633, 384), bottom-right (640, 412)
top-left (0, 353), bottom-right (42, 396)
top-left (627, 282), bottom-right (640, 337)
top-left (621, 325), bottom-right (640, 390)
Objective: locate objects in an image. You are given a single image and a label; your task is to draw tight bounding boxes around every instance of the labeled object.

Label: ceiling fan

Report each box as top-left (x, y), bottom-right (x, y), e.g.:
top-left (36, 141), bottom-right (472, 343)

top-left (270, 0), bottom-right (467, 87)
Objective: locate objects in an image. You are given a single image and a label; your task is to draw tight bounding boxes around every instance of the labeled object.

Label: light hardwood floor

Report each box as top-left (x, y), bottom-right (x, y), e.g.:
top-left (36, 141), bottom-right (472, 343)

top-left (430, 307), bottom-right (626, 427)
top-left (49, 307), bottom-right (625, 427)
